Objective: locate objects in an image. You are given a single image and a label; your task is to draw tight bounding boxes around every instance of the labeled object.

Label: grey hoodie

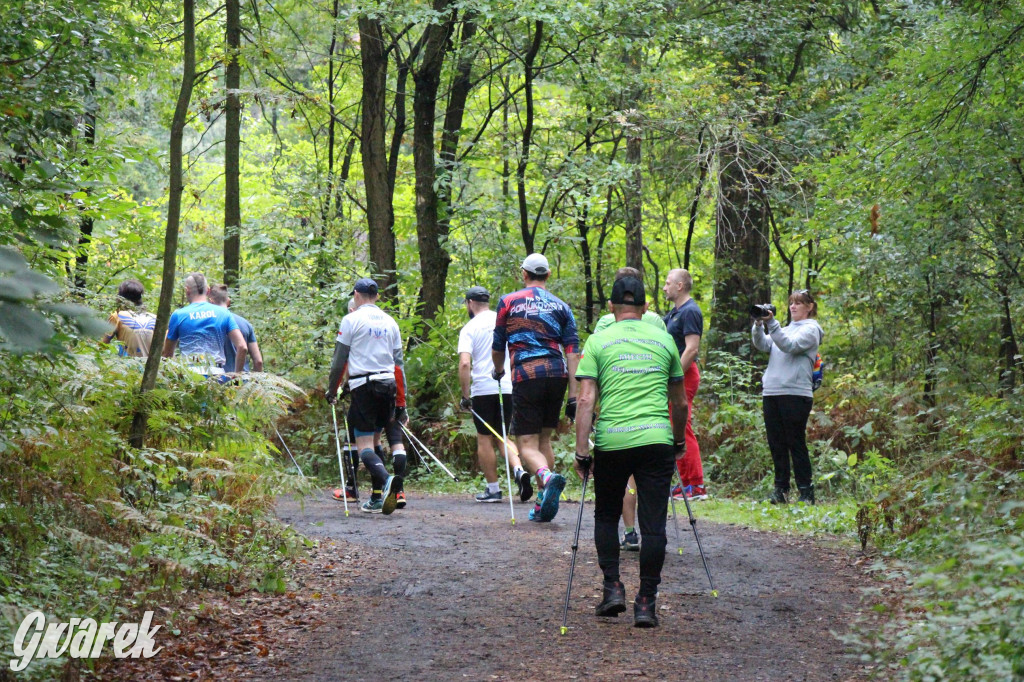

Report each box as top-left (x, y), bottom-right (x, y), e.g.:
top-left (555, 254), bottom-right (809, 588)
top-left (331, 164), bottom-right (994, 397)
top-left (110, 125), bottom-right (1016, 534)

top-left (751, 318), bottom-right (825, 398)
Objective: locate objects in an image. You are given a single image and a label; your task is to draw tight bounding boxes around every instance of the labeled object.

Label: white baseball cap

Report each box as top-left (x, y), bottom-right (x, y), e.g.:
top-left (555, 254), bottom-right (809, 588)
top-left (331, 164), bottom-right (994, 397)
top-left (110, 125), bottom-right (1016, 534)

top-left (521, 253), bottom-right (550, 275)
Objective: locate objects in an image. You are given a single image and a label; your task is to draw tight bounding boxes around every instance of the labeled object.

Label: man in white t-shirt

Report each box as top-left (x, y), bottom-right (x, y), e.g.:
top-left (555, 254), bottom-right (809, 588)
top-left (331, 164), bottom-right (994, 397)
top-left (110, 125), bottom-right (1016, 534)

top-left (458, 286), bottom-right (531, 504)
top-left (325, 278), bottom-right (407, 515)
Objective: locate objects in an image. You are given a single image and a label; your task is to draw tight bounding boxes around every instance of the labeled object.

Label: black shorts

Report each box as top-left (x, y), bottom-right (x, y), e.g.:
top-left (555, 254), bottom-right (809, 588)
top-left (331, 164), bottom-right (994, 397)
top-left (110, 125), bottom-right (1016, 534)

top-left (511, 377), bottom-right (568, 436)
top-left (471, 393), bottom-right (512, 436)
top-left (348, 379), bottom-right (397, 435)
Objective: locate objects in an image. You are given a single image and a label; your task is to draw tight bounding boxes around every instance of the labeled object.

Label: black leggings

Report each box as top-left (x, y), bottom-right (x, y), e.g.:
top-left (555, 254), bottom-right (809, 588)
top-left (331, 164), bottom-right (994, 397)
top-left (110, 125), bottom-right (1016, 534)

top-left (592, 444), bottom-right (675, 598)
top-left (762, 395), bottom-right (813, 490)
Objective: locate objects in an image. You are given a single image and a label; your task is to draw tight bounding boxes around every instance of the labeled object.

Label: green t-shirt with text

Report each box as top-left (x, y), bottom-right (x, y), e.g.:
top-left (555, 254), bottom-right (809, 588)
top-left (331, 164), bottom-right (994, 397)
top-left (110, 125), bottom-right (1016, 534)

top-left (576, 318), bottom-right (684, 451)
top-left (592, 309), bottom-right (666, 335)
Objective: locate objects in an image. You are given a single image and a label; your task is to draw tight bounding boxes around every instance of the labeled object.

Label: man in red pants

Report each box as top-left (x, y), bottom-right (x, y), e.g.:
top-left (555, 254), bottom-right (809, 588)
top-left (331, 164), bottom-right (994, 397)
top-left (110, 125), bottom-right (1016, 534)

top-left (662, 269), bottom-right (707, 500)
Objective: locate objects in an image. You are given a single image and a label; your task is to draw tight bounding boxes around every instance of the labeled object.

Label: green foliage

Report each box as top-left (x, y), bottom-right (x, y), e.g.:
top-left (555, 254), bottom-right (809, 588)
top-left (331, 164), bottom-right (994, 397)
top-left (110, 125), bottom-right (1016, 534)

top-left (0, 348), bottom-right (308, 678)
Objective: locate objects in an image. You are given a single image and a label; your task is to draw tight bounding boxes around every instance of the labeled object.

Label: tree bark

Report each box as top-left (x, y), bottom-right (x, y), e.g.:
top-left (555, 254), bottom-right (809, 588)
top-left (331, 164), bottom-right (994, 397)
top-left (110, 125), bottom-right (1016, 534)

top-left (711, 139), bottom-right (770, 353)
top-left (130, 0), bottom-right (195, 448)
top-left (359, 16), bottom-right (397, 298)
top-left (223, 0), bottom-right (241, 289)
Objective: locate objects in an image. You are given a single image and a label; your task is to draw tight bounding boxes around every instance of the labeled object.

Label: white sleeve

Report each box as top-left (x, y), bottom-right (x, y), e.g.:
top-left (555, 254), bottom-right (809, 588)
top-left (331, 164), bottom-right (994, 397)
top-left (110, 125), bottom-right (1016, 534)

top-left (338, 316), bottom-right (354, 345)
top-left (457, 326), bottom-right (472, 355)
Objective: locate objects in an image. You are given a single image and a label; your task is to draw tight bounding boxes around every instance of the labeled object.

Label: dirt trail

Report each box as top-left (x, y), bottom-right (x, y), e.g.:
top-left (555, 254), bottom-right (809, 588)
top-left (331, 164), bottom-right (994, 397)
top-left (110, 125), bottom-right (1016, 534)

top-left (265, 492), bottom-right (873, 682)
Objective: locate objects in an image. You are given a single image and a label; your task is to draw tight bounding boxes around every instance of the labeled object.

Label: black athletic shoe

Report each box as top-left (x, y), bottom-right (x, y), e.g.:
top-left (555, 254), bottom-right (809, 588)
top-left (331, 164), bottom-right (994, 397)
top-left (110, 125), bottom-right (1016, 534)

top-left (798, 485), bottom-right (815, 505)
top-left (633, 596), bottom-right (659, 628)
top-left (621, 531), bottom-right (640, 552)
top-left (516, 470), bottom-right (533, 502)
top-left (595, 581), bottom-right (627, 617)
top-left (769, 486), bottom-right (789, 505)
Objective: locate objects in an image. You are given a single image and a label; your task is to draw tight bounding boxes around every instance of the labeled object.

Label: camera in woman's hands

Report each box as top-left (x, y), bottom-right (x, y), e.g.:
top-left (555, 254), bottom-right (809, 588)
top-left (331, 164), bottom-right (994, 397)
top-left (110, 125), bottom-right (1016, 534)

top-left (749, 303), bottom-right (777, 319)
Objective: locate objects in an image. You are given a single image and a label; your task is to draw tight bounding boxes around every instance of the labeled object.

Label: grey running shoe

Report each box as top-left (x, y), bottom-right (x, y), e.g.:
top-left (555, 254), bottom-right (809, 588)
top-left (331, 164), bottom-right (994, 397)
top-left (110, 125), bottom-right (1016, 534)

top-left (475, 488), bottom-right (503, 503)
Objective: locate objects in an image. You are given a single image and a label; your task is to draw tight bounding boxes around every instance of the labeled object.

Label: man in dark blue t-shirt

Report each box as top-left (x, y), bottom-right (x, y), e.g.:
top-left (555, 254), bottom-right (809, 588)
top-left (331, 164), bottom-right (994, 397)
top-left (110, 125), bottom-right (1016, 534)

top-left (209, 284), bottom-right (264, 372)
top-left (162, 273), bottom-right (248, 374)
top-left (662, 268), bottom-right (707, 500)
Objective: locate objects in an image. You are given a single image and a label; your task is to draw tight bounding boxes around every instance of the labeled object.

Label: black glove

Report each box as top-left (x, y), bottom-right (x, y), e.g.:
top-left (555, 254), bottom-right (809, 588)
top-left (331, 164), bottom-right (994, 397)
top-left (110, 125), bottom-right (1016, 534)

top-left (326, 391), bottom-right (337, 405)
top-left (460, 396), bottom-right (472, 411)
top-left (491, 367), bottom-right (505, 382)
top-left (565, 397), bottom-right (577, 421)
top-left (394, 406), bottom-right (408, 424)
top-left (574, 453), bottom-right (593, 474)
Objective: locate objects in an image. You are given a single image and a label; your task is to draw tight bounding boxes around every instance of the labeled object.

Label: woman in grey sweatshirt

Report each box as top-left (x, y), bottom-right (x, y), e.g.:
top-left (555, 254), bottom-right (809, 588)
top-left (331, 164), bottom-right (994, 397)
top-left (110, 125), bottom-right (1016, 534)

top-left (751, 290), bottom-right (825, 505)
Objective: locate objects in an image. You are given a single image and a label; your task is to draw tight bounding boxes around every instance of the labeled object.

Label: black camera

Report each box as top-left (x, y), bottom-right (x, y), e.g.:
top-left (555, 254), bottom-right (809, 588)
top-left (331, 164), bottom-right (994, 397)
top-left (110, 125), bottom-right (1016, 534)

top-left (749, 303), bottom-right (776, 318)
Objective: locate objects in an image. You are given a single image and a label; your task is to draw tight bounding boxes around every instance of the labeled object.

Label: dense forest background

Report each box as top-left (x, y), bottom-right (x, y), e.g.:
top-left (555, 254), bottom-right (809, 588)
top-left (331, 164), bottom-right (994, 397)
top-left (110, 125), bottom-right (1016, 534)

top-left (1, 0), bottom-right (1022, 679)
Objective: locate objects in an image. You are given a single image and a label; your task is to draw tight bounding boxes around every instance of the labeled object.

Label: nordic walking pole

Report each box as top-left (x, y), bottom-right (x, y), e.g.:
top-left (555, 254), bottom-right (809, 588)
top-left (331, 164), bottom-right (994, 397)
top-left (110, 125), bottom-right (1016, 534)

top-left (560, 461), bottom-right (591, 636)
top-left (330, 404), bottom-right (350, 517)
top-left (341, 411), bottom-right (358, 499)
top-left (469, 403), bottom-right (517, 524)
top-left (668, 472), bottom-right (684, 555)
top-left (496, 390), bottom-right (515, 525)
top-left (679, 476), bottom-right (717, 597)
top-left (399, 423), bottom-right (459, 481)
top-left (405, 433), bottom-right (433, 474)
top-left (275, 428), bottom-right (306, 479)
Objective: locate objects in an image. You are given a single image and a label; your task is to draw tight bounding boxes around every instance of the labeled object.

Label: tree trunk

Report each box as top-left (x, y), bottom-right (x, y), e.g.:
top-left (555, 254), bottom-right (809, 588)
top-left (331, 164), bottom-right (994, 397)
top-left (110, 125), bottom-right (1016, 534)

top-left (622, 43), bottom-right (644, 273)
top-left (411, 4), bottom-right (455, 329)
top-left (624, 125), bottom-right (643, 272)
top-left (997, 283), bottom-right (1020, 396)
top-left (684, 127), bottom-right (709, 271)
top-left (711, 139), bottom-right (770, 353)
top-left (359, 17), bottom-right (397, 299)
top-left (130, 0), bottom-right (195, 448)
top-left (223, 0), bottom-right (241, 289)
top-left (74, 75), bottom-right (96, 293)
top-left (516, 21), bottom-right (543, 254)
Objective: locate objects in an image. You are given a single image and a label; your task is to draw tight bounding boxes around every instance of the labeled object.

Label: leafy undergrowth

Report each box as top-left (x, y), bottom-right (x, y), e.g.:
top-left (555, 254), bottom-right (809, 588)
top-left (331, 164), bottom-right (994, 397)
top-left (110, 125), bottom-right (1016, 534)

top-left (0, 349), bottom-right (311, 680)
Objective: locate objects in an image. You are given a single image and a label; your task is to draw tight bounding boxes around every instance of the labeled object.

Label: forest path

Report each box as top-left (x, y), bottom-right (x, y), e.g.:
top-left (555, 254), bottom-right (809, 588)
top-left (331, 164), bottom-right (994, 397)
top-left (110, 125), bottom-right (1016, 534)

top-left (264, 492), bottom-right (874, 682)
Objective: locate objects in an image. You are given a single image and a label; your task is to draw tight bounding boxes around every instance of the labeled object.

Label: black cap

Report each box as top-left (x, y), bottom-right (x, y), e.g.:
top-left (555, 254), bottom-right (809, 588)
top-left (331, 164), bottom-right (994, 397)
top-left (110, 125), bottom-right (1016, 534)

top-left (351, 278), bottom-right (378, 295)
top-left (465, 286), bottom-right (490, 302)
top-left (610, 276), bottom-right (645, 305)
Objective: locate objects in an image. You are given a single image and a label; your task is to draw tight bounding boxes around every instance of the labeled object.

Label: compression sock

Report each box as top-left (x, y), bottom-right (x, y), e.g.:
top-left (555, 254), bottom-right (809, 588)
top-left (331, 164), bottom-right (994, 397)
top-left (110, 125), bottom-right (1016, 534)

top-left (392, 449), bottom-right (407, 477)
top-left (360, 448), bottom-right (389, 492)
top-left (537, 466), bottom-right (554, 487)
top-left (392, 449), bottom-right (407, 491)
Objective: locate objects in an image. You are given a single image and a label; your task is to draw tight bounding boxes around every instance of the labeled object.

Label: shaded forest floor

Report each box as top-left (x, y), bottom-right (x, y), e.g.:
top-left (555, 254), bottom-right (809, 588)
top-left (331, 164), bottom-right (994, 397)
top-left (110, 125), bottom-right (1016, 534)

top-left (103, 491), bottom-right (880, 681)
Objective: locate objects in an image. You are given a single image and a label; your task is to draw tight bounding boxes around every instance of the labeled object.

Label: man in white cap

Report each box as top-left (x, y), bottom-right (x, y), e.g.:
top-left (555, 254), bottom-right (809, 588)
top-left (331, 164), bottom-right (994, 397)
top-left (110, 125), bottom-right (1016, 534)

top-left (325, 278), bottom-right (406, 514)
top-left (458, 285), bottom-right (530, 503)
top-left (492, 253), bottom-right (580, 522)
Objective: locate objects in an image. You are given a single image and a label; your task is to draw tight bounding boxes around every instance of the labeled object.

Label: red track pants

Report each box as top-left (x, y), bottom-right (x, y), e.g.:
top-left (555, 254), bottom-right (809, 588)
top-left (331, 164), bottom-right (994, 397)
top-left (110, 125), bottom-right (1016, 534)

top-left (676, 363), bottom-right (703, 487)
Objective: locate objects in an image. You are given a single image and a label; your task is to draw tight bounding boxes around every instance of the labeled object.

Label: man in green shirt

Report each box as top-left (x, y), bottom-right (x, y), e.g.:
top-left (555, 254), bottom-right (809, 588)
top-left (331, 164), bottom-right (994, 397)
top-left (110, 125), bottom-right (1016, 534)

top-left (591, 267), bottom-right (667, 335)
top-left (591, 266), bottom-right (666, 552)
top-left (574, 276), bottom-right (689, 628)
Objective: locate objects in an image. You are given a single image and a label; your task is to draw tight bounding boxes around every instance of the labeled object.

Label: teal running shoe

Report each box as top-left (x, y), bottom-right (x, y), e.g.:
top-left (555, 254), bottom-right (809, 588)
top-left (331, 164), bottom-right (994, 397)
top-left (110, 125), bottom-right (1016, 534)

top-left (539, 474), bottom-right (566, 521)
